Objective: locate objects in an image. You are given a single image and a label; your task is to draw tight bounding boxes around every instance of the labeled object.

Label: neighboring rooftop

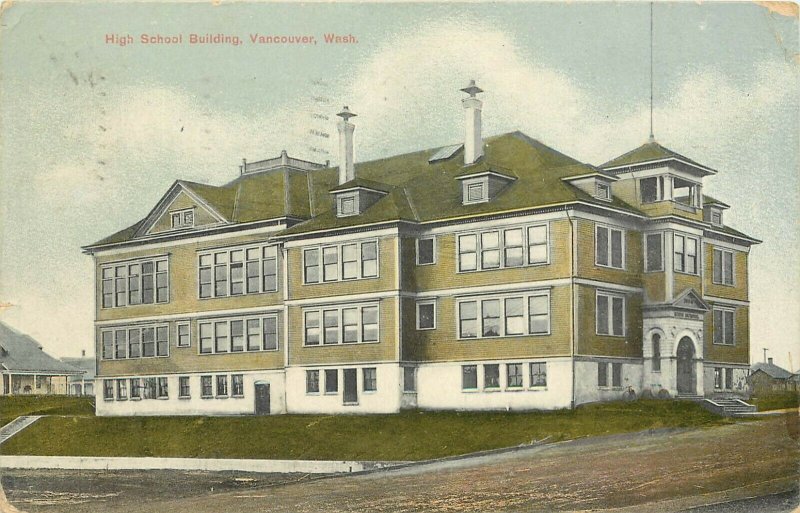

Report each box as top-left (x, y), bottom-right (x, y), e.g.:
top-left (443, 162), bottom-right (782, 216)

top-left (751, 361), bottom-right (794, 380)
top-left (0, 322), bottom-right (82, 375)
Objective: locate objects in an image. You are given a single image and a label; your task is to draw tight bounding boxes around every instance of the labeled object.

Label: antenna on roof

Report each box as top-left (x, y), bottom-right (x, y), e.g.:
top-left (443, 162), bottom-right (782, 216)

top-left (648, 2), bottom-right (655, 143)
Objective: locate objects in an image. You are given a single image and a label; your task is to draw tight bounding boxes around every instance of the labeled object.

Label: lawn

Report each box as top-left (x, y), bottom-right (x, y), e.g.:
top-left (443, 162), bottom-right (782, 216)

top-left (0, 396), bottom-right (95, 427)
top-left (1, 400), bottom-right (732, 461)
top-left (750, 391), bottom-right (799, 412)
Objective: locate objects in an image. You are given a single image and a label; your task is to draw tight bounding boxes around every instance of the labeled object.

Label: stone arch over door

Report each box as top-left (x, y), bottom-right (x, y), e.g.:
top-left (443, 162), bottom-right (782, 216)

top-left (676, 336), bottom-right (696, 394)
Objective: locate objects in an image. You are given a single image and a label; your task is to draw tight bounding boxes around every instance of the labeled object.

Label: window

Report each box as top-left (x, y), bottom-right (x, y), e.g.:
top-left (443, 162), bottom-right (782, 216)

top-left (714, 367), bottom-right (723, 389)
top-left (116, 379), bottom-right (127, 400)
top-left (416, 237), bottom-right (435, 265)
top-left (484, 364), bottom-right (500, 389)
top-left (403, 367), bottom-right (417, 393)
top-left (713, 308), bottom-right (735, 345)
top-left (713, 248), bottom-right (734, 286)
top-left (216, 375), bottom-right (228, 396)
top-left (232, 374), bottom-right (244, 397)
top-left (306, 370), bottom-right (320, 394)
top-left (324, 369), bottom-right (338, 394)
top-left (303, 241), bottom-right (378, 284)
top-left (100, 325), bottom-right (168, 360)
top-left (101, 257), bottom-right (169, 308)
top-left (598, 362), bottom-right (608, 387)
top-left (507, 363), bottom-right (523, 388)
top-left (157, 377), bottom-right (169, 398)
top-left (130, 378), bottom-right (141, 399)
top-left (170, 208), bottom-right (195, 229)
top-left (530, 362), bottom-right (547, 387)
top-left (462, 365), bottom-right (478, 390)
top-left (612, 363), bottom-right (622, 388)
top-left (711, 211), bottom-right (722, 225)
top-left (645, 233), bottom-right (663, 272)
top-left (724, 368), bottom-right (733, 390)
top-left (416, 301), bottom-right (436, 330)
top-left (458, 224), bottom-right (549, 272)
top-left (176, 323), bottom-right (190, 347)
top-left (303, 305), bottom-right (379, 346)
top-left (673, 177), bottom-right (699, 208)
top-left (199, 316), bottom-right (278, 354)
top-left (466, 181), bottom-right (486, 203)
top-left (339, 195), bottom-right (357, 216)
top-left (652, 333), bottom-right (661, 372)
top-left (103, 379), bottom-right (113, 400)
top-left (640, 176), bottom-right (664, 203)
top-left (596, 225), bottom-right (624, 269)
top-left (179, 376), bottom-right (190, 398)
top-left (674, 234), bottom-right (698, 274)
top-left (596, 291), bottom-right (625, 337)
top-left (458, 292), bottom-right (550, 339)
top-left (596, 182), bottom-right (610, 200)
top-left (144, 378), bottom-right (157, 399)
top-left (363, 368), bottom-right (377, 392)
top-left (201, 376), bottom-right (213, 398)
top-left (199, 245), bottom-right (278, 298)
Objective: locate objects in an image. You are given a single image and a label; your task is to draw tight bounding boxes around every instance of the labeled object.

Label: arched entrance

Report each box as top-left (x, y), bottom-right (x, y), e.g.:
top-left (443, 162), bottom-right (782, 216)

top-left (676, 337), bottom-right (695, 394)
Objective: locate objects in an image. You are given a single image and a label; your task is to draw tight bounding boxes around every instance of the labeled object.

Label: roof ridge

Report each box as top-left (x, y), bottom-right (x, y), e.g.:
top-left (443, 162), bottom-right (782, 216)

top-left (403, 186), bottom-right (420, 221)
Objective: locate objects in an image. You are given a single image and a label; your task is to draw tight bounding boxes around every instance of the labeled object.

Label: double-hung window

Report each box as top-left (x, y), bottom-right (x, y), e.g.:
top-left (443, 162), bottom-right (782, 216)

top-left (306, 370), bottom-right (320, 394)
top-left (303, 304), bottom-right (380, 346)
top-left (674, 234), bottom-right (698, 274)
top-left (176, 323), bottom-right (191, 347)
top-left (596, 291), bottom-right (625, 337)
top-left (100, 325), bottom-right (168, 360)
top-left (416, 237), bottom-right (435, 265)
top-left (199, 244), bottom-right (278, 298)
top-left (713, 308), bottom-right (735, 345)
top-left (179, 376), bottom-right (190, 398)
top-left (712, 248), bottom-right (734, 285)
top-left (458, 292), bottom-right (550, 340)
top-left (216, 375), bottom-right (228, 396)
top-left (103, 380), bottom-right (114, 400)
top-left (198, 315), bottom-right (279, 354)
top-left (507, 363), bottom-right (523, 388)
top-left (157, 377), bottom-right (168, 398)
top-left (530, 362), bottom-right (547, 387)
top-left (362, 368), bottom-right (377, 392)
top-left (416, 301), bottom-right (436, 330)
top-left (232, 374), bottom-right (244, 397)
top-left (484, 364), bottom-right (500, 389)
top-left (461, 365), bottom-right (478, 390)
top-left (101, 257), bottom-right (169, 308)
top-left (596, 225), bottom-right (624, 269)
top-left (201, 376), bottom-right (213, 398)
top-left (303, 241), bottom-right (378, 284)
top-left (645, 233), bottom-right (664, 272)
top-left (458, 224), bottom-right (549, 272)
top-left (116, 379), bottom-right (127, 400)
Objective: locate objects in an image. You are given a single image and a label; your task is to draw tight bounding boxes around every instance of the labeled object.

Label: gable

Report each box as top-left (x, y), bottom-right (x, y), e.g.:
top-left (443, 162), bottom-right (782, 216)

top-left (671, 289), bottom-right (709, 312)
top-left (147, 189), bottom-right (224, 235)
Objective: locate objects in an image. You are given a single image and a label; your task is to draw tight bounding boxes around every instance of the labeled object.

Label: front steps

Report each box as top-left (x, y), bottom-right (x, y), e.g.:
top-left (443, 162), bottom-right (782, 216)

top-left (676, 394), bottom-right (756, 417)
top-left (0, 415), bottom-right (43, 444)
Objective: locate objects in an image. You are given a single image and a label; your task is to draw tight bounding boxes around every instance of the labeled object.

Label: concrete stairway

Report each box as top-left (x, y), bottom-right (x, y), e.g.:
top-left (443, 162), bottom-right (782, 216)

top-left (0, 415), bottom-right (43, 444)
top-left (701, 398), bottom-right (757, 417)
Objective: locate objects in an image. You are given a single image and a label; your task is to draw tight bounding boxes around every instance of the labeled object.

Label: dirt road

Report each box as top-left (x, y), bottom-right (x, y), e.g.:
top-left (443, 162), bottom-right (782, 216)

top-left (4, 414), bottom-right (798, 513)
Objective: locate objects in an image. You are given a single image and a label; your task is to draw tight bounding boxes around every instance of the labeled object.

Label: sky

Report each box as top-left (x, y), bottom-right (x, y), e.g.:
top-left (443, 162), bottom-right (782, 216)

top-left (0, 1), bottom-right (797, 368)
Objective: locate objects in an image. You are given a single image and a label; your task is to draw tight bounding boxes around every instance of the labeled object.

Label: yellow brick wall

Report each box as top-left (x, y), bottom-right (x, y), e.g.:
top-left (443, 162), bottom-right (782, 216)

top-left (673, 271), bottom-right (703, 300)
top-left (96, 316), bottom-right (285, 376)
top-left (642, 272), bottom-right (666, 303)
top-left (703, 243), bottom-right (748, 302)
top-left (286, 237), bottom-right (397, 300)
top-left (287, 297), bottom-right (397, 366)
top-left (575, 219), bottom-right (642, 287)
top-left (576, 284), bottom-right (643, 358)
top-left (704, 304), bottom-right (749, 365)
top-left (95, 232), bottom-right (283, 322)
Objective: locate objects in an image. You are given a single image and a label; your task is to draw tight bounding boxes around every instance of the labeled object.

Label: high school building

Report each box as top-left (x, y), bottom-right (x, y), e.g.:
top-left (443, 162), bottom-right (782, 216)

top-left (84, 81), bottom-right (758, 415)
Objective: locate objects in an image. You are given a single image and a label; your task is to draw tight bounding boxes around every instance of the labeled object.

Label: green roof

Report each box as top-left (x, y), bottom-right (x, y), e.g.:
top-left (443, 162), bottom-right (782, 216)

top-left (87, 131), bottom-right (755, 248)
top-left (601, 140), bottom-right (717, 174)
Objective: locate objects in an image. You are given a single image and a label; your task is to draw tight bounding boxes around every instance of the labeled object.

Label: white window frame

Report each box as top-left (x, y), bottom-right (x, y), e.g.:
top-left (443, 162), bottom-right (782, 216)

top-left (337, 193), bottom-right (358, 217)
top-left (302, 240), bottom-right (380, 284)
top-left (302, 303), bottom-right (381, 346)
top-left (178, 376), bottom-right (191, 398)
top-left (170, 208), bottom-right (195, 229)
top-left (595, 223), bottom-right (625, 270)
top-left (712, 247), bottom-right (735, 286)
top-left (416, 300), bottom-right (437, 330)
top-left (176, 322), bottom-right (191, 348)
top-left (713, 307), bottom-right (735, 346)
top-left (100, 324), bottom-right (169, 360)
top-left (644, 232), bottom-right (664, 272)
top-left (456, 222), bottom-right (550, 273)
top-left (416, 236), bottom-right (436, 266)
top-left (596, 290), bottom-right (626, 337)
top-left (595, 182), bottom-right (611, 201)
top-left (710, 210), bottom-right (723, 226)
top-left (362, 367), bottom-right (377, 393)
top-left (100, 257), bottom-right (170, 309)
top-left (462, 178), bottom-right (488, 204)
top-left (461, 364), bottom-right (478, 391)
top-left (198, 244), bottom-right (278, 299)
top-left (456, 290), bottom-right (551, 340)
top-left (506, 363), bottom-right (524, 389)
top-left (529, 362), bottom-right (547, 388)
top-left (197, 314), bottom-right (279, 355)
top-left (673, 233), bottom-right (699, 275)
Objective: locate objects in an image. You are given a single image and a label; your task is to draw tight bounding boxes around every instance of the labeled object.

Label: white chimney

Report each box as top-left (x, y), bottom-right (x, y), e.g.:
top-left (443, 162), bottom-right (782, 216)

top-left (461, 80), bottom-right (484, 165)
top-left (336, 106), bottom-right (357, 184)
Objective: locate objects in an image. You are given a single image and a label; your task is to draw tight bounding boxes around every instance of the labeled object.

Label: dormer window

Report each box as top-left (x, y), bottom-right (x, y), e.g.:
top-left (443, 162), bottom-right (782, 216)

top-left (171, 209), bottom-right (194, 229)
top-left (596, 182), bottom-right (611, 201)
top-left (338, 194), bottom-right (358, 217)
top-left (465, 180), bottom-right (487, 204)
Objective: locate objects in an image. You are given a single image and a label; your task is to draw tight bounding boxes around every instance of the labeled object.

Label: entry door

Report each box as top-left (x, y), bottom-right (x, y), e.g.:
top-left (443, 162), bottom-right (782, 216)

top-left (676, 337), bottom-right (695, 394)
top-left (343, 369), bottom-right (358, 405)
top-left (254, 383), bottom-right (270, 415)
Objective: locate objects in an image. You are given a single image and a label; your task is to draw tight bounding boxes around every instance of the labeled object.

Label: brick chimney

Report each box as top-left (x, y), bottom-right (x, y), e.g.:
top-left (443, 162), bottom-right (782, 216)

top-left (768, 357), bottom-right (774, 365)
top-left (336, 106), bottom-right (356, 184)
top-left (461, 80), bottom-right (484, 165)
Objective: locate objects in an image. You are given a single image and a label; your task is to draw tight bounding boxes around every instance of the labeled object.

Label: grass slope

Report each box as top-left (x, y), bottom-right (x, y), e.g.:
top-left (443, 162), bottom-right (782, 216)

top-left (1, 400), bottom-right (730, 461)
top-left (0, 396), bottom-right (95, 426)
top-left (750, 391), bottom-right (799, 412)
